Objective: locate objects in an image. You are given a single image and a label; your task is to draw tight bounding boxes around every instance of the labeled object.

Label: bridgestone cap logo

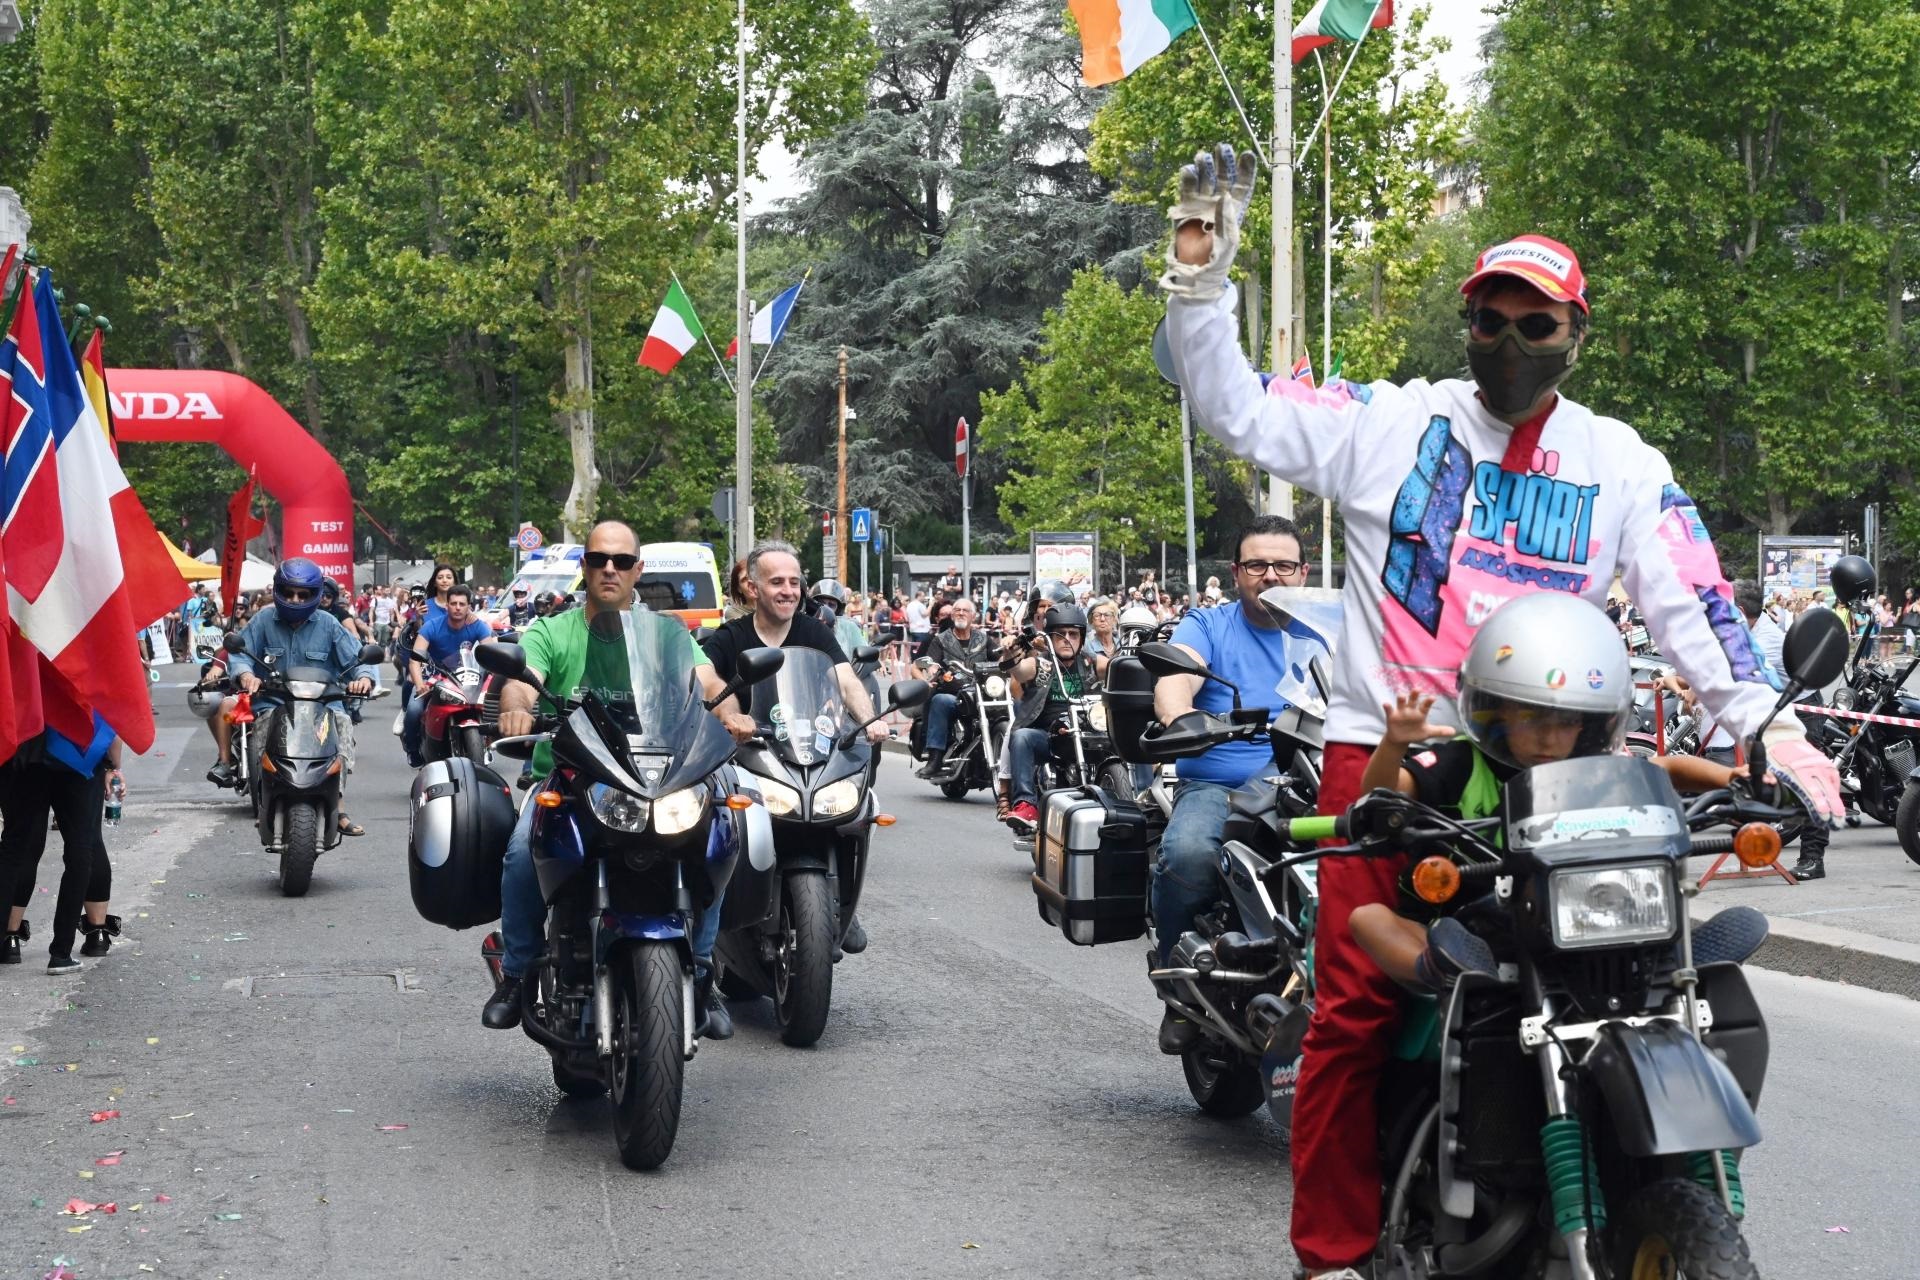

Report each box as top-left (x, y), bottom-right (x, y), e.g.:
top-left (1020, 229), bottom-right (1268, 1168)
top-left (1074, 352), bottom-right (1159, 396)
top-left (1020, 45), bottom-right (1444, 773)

top-left (1482, 241), bottom-right (1574, 279)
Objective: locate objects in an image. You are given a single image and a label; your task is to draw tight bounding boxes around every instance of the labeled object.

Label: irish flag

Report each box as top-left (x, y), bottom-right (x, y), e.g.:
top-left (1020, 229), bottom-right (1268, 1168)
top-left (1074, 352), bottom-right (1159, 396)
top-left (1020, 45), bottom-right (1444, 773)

top-left (1292, 0), bottom-right (1392, 62)
top-left (637, 280), bottom-right (704, 375)
top-left (1069, 0), bottom-right (1196, 86)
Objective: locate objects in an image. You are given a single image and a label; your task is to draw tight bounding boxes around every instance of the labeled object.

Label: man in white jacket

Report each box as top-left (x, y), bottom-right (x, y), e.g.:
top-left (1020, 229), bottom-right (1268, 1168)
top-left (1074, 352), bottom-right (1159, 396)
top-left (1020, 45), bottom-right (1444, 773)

top-left (1162, 144), bottom-right (1842, 1278)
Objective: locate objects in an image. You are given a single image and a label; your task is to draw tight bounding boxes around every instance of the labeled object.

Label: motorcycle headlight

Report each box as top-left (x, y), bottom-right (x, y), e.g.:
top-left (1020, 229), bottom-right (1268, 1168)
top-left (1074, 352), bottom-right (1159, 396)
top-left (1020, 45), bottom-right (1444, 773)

top-left (652, 787), bottom-right (709, 836)
top-left (1548, 863), bottom-right (1675, 950)
top-left (288, 680), bottom-right (328, 699)
top-left (984, 675), bottom-right (1007, 699)
top-left (814, 778), bottom-right (864, 819)
top-left (1086, 701), bottom-right (1109, 733)
top-left (589, 784), bottom-right (649, 833)
top-left (751, 774), bottom-right (801, 817)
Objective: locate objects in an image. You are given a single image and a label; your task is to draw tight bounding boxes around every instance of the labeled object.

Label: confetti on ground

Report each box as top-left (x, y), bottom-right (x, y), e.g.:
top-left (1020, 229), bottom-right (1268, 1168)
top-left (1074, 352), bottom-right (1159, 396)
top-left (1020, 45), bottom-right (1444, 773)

top-left (146, 1037), bottom-right (159, 1045)
top-left (223, 933), bottom-right (249, 942)
top-left (1827, 1226), bottom-right (1851, 1234)
top-left (3, 1097), bottom-right (15, 1106)
top-left (962, 1242), bottom-right (980, 1249)
top-left (88, 1109), bottom-right (120, 1123)
top-left (44, 1263), bottom-right (77, 1280)
top-left (98, 1203), bottom-right (117, 1213)
top-left (154, 1194), bottom-right (172, 1204)
top-left (376, 1124), bottom-right (409, 1132)
top-left (61, 1199), bottom-right (99, 1216)
top-left (9, 1044), bottom-right (21, 1052)
top-left (168, 1113), bottom-right (193, 1120)
top-left (127, 1203), bottom-right (143, 1212)
top-left (14, 1056), bottom-right (40, 1066)
top-left (214, 1212), bottom-right (244, 1221)
top-left (77, 1171), bottom-right (94, 1180)
top-left (96, 1152), bottom-right (124, 1166)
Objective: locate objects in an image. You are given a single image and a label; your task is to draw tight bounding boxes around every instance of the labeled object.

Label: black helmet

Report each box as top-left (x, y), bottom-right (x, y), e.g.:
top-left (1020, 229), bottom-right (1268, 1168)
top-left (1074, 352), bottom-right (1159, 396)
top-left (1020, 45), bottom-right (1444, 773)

top-left (272, 557), bottom-right (325, 624)
top-left (320, 576), bottom-right (341, 607)
top-left (1830, 555), bottom-right (1875, 605)
top-left (1043, 603), bottom-right (1088, 635)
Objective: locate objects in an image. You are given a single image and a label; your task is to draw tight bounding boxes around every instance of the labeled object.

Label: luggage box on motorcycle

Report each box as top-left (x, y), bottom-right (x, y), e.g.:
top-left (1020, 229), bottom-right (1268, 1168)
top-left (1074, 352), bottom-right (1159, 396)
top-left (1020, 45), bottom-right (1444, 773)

top-left (1031, 785), bottom-right (1150, 945)
top-left (407, 757), bottom-right (516, 930)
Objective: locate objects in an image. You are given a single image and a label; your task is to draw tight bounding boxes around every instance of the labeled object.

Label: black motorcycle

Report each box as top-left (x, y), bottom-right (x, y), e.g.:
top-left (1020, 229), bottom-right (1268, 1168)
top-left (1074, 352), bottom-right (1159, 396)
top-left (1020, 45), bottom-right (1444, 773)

top-left (467, 610), bottom-right (784, 1169)
top-left (715, 648), bottom-right (928, 1045)
top-left (905, 653), bottom-right (1015, 800)
top-left (1237, 607), bottom-right (1847, 1279)
top-left (243, 640), bottom-right (388, 896)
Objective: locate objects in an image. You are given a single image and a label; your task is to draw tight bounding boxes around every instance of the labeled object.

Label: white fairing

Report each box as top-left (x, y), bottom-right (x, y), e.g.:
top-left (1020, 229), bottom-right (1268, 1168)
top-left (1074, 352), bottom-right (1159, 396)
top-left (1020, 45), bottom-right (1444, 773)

top-left (730, 775), bottom-right (778, 873)
top-left (412, 759), bottom-right (460, 869)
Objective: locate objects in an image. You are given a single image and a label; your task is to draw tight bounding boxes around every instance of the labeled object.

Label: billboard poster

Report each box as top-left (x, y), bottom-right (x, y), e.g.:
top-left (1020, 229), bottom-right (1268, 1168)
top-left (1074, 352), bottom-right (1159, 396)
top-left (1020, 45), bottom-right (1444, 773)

top-left (1759, 535), bottom-right (1847, 600)
top-left (1031, 531), bottom-right (1098, 596)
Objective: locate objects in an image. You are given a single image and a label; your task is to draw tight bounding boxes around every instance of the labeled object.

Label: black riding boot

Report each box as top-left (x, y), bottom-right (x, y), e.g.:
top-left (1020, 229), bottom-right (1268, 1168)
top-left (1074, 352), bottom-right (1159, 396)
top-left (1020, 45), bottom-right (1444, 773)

top-left (1791, 827), bottom-right (1828, 881)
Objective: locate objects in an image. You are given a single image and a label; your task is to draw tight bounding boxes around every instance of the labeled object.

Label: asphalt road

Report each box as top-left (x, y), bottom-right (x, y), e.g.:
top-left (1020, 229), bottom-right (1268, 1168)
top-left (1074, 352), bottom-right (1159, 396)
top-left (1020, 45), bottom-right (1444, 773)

top-left (2, 670), bottom-right (1916, 1279)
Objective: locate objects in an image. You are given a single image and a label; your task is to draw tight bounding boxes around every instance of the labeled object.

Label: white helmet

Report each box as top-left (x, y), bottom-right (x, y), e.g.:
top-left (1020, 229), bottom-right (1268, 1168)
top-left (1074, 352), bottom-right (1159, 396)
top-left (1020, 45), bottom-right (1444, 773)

top-left (1458, 594), bottom-right (1632, 770)
top-left (1117, 604), bottom-right (1158, 633)
top-left (187, 685), bottom-right (224, 720)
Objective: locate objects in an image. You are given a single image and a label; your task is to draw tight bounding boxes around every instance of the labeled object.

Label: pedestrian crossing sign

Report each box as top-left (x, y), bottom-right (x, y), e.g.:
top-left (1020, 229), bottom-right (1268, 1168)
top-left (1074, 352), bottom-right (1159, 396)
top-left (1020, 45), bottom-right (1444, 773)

top-left (851, 508), bottom-right (873, 544)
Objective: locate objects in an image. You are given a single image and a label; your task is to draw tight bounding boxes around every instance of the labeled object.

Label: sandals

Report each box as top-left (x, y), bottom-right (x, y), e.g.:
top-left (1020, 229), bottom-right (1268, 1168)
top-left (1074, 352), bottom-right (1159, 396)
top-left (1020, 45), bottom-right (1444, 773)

top-left (337, 813), bottom-right (366, 837)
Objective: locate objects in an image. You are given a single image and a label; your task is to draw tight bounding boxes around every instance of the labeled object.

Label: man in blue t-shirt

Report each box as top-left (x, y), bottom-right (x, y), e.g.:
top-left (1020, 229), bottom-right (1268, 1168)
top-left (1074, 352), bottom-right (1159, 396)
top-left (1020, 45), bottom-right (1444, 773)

top-left (1150, 515), bottom-right (1321, 1053)
top-left (404, 583), bottom-right (494, 766)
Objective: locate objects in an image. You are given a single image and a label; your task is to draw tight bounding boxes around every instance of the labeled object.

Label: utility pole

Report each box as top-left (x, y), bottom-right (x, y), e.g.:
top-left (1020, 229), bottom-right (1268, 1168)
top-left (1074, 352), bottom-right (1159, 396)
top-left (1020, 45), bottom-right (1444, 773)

top-left (1269, 0), bottom-right (1295, 520)
top-left (733, 0), bottom-right (755, 548)
top-left (836, 345), bottom-right (849, 582)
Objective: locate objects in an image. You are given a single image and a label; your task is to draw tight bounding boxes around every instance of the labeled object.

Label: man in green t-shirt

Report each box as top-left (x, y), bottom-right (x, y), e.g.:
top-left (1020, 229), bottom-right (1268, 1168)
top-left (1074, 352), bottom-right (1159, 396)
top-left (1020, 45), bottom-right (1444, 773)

top-left (486, 521), bottom-right (754, 1039)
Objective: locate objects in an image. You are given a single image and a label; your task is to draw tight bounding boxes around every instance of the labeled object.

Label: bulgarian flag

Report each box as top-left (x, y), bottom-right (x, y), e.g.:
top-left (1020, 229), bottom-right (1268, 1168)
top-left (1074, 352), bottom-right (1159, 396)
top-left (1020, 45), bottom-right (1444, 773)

top-left (1069, 0), bottom-right (1196, 86)
top-left (1292, 0), bottom-right (1392, 63)
top-left (637, 279), bottom-right (705, 375)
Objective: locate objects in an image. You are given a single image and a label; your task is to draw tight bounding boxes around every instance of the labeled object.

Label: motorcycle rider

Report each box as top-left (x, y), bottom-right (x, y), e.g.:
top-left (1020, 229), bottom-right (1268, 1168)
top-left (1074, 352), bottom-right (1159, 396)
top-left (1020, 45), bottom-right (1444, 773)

top-left (1149, 515), bottom-right (1320, 1052)
top-left (213, 557), bottom-right (376, 837)
top-left (1001, 603), bottom-right (1108, 833)
top-left (914, 596), bottom-right (994, 778)
top-left (506, 584), bottom-right (536, 628)
top-left (486, 523), bottom-right (754, 1038)
top-left (403, 583), bottom-right (495, 767)
top-left (1162, 144), bottom-right (1844, 1278)
top-left (701, 541), bottom-right (890, 959)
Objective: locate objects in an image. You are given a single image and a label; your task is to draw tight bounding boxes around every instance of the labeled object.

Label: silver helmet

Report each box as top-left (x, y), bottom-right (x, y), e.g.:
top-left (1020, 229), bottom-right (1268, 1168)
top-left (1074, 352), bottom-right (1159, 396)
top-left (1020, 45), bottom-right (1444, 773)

top-left (810, 579), bottom-right (849, 608)
top-left (187, 685), bottom-right (224, 720)
top-left (1457, 593), bottom-right (1631, 770)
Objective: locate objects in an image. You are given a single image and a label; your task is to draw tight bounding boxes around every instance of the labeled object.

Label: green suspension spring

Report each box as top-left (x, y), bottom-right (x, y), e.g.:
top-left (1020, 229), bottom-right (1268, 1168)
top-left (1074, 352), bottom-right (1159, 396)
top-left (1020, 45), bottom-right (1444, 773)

top-left (1688, 1150), bottom-right (1745, 1218)
top-left (1540, 1115), bottom-right (1608, 1235)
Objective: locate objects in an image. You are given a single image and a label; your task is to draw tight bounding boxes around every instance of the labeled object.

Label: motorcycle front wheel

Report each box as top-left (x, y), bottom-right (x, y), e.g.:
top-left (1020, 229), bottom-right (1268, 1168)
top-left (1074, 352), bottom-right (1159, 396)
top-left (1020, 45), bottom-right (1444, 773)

top-left (940, 778), bottom-right (972, 800)
top-left (608, 941), bottom-right (685, 1171)
top-left (1181, 1044), bottom-right (1265, 1118)
top-left (773, 872), bottom-right (835, 1047)
top-left (1609, 1178), bottom-right (1758, 1279)
top-left (280, 800), bottom-right (321, 897)
top-left (461, 725), bottom-right (488, 767)
top-left (1895, 780), bottom-right (1920, 866)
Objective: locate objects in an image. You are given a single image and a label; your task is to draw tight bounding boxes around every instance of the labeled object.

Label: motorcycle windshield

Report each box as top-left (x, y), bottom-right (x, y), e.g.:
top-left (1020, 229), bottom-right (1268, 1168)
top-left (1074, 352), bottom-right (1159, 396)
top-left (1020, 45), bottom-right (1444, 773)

top-left (578, 606), bottom-right (735, 796)
top-left (270, 700), bottom-right (338, 758)
top-left (750, 646), bottom-right (853, 769)
top-left (1256, 586), bottom-right (1342, 718)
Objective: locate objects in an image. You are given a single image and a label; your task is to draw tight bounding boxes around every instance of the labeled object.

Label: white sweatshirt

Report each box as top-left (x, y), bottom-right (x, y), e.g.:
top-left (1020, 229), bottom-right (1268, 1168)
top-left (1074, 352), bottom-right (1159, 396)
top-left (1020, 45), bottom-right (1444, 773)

top-left (1169, 288), bottom-right (1787, 748)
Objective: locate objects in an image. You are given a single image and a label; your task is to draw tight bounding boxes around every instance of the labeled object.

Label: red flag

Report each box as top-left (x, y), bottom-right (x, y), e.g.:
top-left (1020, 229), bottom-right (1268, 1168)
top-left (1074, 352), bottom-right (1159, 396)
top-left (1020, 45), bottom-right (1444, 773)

top-left (0, 242), bottom-right (41, 763)
top-left (955, 416), bottom-right (970, 479)
top-left (82, 331), bottom-right (193, 629)
top-left (223, 477), bottom-right (265, 619)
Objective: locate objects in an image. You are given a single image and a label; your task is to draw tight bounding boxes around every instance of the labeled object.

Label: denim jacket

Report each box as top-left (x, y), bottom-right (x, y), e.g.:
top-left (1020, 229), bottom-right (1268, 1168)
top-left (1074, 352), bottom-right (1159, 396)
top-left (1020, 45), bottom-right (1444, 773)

top-left (227, 605), bottom-right (374, 700)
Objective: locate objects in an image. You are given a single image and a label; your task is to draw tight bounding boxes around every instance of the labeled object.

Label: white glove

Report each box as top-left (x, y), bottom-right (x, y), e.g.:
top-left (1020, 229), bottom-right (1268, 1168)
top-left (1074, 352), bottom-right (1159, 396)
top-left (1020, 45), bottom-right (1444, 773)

top-left (1760, 716), bottom-right (1843, 828)
top-left (1160, 143), bottom-right (1257, 303)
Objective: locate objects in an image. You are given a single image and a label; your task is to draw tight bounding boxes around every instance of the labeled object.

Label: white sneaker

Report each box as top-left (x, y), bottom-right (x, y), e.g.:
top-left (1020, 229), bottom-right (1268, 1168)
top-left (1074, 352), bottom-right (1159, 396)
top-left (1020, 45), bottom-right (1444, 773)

top-left (1309, 1271), bottom-right (1369, 1280)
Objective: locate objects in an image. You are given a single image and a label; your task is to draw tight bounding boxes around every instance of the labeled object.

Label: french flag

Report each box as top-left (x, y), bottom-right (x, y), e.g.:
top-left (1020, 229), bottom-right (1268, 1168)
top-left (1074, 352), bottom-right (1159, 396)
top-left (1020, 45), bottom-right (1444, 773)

top-left (1, 270), bottom-right (156, 756)
top-left (724, 281), bottom-right (805, 359)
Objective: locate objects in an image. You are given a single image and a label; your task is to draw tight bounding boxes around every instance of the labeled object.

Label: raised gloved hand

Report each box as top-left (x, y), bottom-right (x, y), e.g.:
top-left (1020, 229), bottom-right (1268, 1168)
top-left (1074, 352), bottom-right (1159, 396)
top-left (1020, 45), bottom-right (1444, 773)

top-left (1760, 720), bottom-right (1844, 827)
top-left (1160, 143), bottom-right (1258, 303)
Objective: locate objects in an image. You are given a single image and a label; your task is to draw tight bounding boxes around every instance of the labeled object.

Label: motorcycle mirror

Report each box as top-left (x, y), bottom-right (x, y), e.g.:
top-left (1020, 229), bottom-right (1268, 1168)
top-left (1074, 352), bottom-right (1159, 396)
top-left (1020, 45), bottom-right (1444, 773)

top-left (475, 641), bottom-right (527, 681)
top-left (1138, 641), bottom-right (1241, 709)
top-left (853, 644), bottom-right (881, 665)
top-left (358, 643), bottom-right (386, 666)
top-left (888, 678), bottom-right (933, 710)
top-left (222, 633), bottom-right (247, 654)
top-left (1781, 607), bottom-right (1848, 692)
top-left (736, 646), bottom-right (787, 686)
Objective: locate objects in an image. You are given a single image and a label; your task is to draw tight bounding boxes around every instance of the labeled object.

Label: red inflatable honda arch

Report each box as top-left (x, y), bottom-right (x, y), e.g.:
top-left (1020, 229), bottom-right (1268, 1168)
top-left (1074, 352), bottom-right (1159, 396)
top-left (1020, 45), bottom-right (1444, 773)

top-left (107, 369), bottom-right (356, 590)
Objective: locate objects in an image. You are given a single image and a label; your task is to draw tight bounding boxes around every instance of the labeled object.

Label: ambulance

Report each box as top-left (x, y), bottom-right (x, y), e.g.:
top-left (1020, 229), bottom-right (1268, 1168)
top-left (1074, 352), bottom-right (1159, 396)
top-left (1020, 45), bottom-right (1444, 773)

top-left (507, 540), bottom-right (723, 631)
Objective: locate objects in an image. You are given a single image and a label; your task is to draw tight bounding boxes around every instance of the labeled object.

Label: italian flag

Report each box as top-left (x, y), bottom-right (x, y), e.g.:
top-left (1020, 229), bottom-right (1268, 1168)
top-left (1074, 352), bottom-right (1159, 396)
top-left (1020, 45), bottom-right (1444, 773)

top-left (1292, 0), bottom-right (1392, 63)
top-left (637, 280), bottom-right (704, 374)
top-left (1069, 0), bottom-right (1196, 87)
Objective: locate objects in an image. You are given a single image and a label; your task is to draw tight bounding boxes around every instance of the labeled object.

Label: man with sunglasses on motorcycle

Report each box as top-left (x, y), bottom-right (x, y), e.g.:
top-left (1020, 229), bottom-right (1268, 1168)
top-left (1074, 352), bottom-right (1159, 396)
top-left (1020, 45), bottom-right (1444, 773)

top-left (1162, 144), bottom-right (1844, 1279)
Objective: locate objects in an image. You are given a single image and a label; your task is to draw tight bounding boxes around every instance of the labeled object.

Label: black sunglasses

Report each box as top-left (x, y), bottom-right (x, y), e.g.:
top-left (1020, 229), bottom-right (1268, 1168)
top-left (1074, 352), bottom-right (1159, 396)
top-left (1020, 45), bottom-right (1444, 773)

top-left (280, 588), bottom-right (315, 602)
top-left (583, 552), bottom-right (639, 571)
top-left (1466, 306), bottom-right (1566, 343)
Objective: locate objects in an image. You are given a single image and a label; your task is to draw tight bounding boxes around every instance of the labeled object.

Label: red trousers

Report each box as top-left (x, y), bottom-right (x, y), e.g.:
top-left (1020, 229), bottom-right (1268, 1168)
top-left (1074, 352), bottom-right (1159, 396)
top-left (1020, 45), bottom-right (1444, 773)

top-left (1290, 741), bottom-right (1408, 1273)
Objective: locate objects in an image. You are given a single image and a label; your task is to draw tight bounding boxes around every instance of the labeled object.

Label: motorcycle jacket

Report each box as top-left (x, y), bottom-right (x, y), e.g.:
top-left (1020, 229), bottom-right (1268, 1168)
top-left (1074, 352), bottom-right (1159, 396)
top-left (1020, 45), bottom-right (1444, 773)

top-left (926, 627), bottom-right (993, 673)
top-left (1167, 285), bottom-right (1792, 749)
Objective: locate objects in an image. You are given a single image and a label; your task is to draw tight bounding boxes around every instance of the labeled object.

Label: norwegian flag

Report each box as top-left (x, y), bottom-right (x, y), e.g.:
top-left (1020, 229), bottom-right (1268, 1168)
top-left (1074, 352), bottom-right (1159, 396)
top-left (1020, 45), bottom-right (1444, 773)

top-left (955, 416), bottom-right (970, 479)
top-left (1, 269), bottom-right (156, 758)
top-left (1289, 355), bottom-right (1315, 388)
top-left (0, 243), bottom-right (43, 762)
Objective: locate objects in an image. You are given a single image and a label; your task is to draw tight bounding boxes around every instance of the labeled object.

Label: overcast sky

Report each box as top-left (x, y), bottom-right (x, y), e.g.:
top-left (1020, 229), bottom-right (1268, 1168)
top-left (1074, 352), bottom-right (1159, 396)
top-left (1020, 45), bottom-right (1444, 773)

top-left (749, 4), bottom-right (1499, 206)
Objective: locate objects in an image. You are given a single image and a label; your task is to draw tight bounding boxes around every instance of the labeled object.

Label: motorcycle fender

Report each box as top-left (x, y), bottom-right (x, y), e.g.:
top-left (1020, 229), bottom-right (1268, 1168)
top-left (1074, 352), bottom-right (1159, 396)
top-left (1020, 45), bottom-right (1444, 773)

top-left (276, 758), bottom-right (339, 791)
top-left (1585, 1020), bottom-right (1762, 1158)
top-left (596, 914), bottom-right (692, 968)
top-left (532, 806), bottom-right (587, 904)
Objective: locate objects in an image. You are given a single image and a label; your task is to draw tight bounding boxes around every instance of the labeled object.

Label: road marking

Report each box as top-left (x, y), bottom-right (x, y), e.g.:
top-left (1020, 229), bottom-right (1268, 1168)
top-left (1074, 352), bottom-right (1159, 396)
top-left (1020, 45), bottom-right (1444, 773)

top-left (1777, 904), bottom-right (1906, 918)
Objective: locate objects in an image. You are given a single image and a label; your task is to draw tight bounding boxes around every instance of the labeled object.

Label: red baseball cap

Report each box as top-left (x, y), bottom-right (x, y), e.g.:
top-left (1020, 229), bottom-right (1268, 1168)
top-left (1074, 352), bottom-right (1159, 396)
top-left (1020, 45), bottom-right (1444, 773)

top-left (1460, 234), bottom-right (1589, 314)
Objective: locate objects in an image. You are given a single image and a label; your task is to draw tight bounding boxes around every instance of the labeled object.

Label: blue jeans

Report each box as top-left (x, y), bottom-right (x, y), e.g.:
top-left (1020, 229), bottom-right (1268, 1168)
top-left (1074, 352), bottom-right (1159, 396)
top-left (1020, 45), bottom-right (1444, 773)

top-left (1008, 726), bottom-right (1055, 807)
top-left (924, 693), bottom-right (962, 752)
top-left (402, 690), bottom-right (428, 764)
top-left (1151, 780), bottom-right (1234, 963)
top-left (499, 795), bottom-right (722, 982)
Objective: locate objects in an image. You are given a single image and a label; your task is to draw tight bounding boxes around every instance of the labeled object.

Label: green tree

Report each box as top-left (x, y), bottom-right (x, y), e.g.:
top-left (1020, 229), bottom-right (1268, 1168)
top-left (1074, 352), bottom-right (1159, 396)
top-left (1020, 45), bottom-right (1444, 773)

top-left (980, 268), bottom-right (1207, 557)
top-left (1477, 0), bottom-right (1920, 537)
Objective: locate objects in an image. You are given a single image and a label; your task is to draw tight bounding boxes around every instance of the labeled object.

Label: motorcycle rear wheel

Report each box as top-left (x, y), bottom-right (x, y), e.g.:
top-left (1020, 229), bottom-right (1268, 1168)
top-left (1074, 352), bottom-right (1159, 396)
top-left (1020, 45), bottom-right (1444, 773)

top-left (1609, 1178), bottom-right (1758, 1280)
top-left (279, 801), bottom-right (321, 897)
top-left (1181, 1045), bottom-right (1266, 1117)
top-left (608, 941), bottom-right (686, 1171)
top-left (1895, 780), bottom-right (1920, 866)
top-left (773, 872), bottom-right (836, 1047)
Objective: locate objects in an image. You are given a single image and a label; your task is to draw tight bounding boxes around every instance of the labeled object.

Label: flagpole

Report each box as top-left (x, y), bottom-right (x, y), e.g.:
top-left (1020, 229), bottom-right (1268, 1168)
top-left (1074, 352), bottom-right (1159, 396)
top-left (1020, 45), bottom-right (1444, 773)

top-left (1269, 0), bottom-right (1294, 520)
top-left (1298, 15), bottom-right (1376, 158)
top-left (1317, 50), bottom-right (1334, 590)
top-left (1186, 9), bottom-right (1269, 167)
top-left (671, 267), bottom-right (735, 393)
top-left (734, 0), bottom-right (755, 548)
